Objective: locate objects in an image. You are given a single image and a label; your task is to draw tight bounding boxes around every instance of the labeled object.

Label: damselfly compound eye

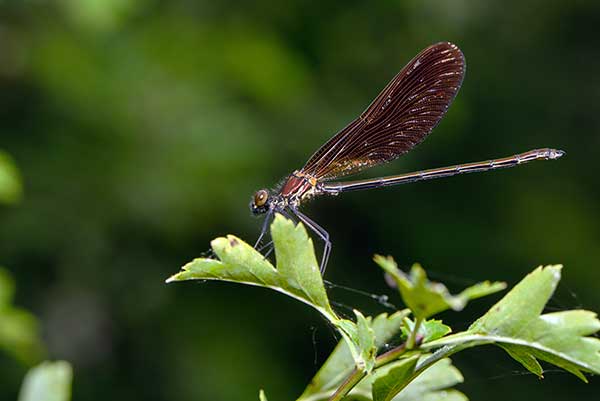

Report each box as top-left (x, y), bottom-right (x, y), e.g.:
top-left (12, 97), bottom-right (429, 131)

top-left (254, 189), bottom-right (269, 207)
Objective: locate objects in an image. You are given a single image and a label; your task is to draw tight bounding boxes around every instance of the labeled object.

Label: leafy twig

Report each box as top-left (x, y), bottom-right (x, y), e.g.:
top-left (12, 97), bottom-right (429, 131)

top-left (167, 216), bottom-right (600, 401)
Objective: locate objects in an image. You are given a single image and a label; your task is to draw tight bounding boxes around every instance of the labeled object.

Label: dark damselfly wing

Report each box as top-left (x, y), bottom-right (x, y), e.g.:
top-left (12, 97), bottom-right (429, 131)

top-left (301, 42), bottom-right (465, 181)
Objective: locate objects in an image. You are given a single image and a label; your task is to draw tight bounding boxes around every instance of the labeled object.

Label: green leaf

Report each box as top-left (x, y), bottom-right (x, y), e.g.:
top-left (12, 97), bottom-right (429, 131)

top-left (468, 265), bottom-right (600, 380)
top-left (370, 311), bottom-right (411, 349)
top-left (0, 268), bottom-right (45, 364)
top-left (500, 344), bottom-right (543, 377)
top-left (355, 310), bottom-right (377, 372)
top-left (18, 361), bottom-right (72, 401)
top-left (0, 150), bottom-right (22, 205)
top-left (168, 215), bottom-right (375, 372)
top-left (386, 357), bottom-right (466, 401)
top-left (331, 312), bottom-right (378, 381)
top-left (424, 265), bottom-right (600, 382)
top-left (167, 214), bottom-right (336, 319)
top-left (374, 256), bottom-right (506, 319)
top-left (300, 311), bottom-right (409, 400)
top-left (350, 352), bottom-right (466, 401)
top-left (365, 356), bottom-right (466, 401)
top-left (372, 355), bottom-right (419, 401)
top-left (402, 318), bottom-right (452, 344)
top-left (330, 311), bottom-right (379, 377)
top-left (271, 214), bottom-right (332, 315)
top-left (457, 280), bottom-right (508, 301)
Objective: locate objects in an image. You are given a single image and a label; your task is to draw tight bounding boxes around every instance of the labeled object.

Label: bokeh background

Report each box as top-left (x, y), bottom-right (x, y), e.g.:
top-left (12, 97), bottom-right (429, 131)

top-left (1, 0), bottom-right (599, 400)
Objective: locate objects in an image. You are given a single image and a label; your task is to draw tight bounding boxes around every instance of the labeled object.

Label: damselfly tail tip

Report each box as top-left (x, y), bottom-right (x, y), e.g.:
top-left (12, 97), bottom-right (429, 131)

top-left (549, 149), bottom-right (566, 160)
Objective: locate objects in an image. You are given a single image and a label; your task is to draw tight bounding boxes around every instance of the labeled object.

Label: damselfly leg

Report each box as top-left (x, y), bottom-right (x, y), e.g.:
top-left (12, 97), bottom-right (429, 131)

top-left (291, 206), bottom-right (331, 274)
top-left (254, 210), bottom-right (299, 264)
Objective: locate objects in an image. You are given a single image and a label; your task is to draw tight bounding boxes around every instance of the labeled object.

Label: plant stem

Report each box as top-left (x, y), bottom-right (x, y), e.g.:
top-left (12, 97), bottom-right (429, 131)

top-left (406, 316), bottom-right (423, 350)
top-left (328, 341), bottom-right (409, 401)
top-left (374, 341), bottom-right (408, 367)
top-left (327, 366), bottom-right (366, 401)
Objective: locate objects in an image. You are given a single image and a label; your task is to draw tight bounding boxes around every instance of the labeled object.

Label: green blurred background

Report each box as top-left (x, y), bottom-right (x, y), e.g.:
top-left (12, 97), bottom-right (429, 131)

top-left (1, 0), bottom-right (599, 400)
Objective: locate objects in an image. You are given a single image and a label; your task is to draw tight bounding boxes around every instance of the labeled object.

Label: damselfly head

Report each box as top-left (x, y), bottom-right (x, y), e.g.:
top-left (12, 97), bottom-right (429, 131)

top-left (250, 189), bottom-right (272, 215)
